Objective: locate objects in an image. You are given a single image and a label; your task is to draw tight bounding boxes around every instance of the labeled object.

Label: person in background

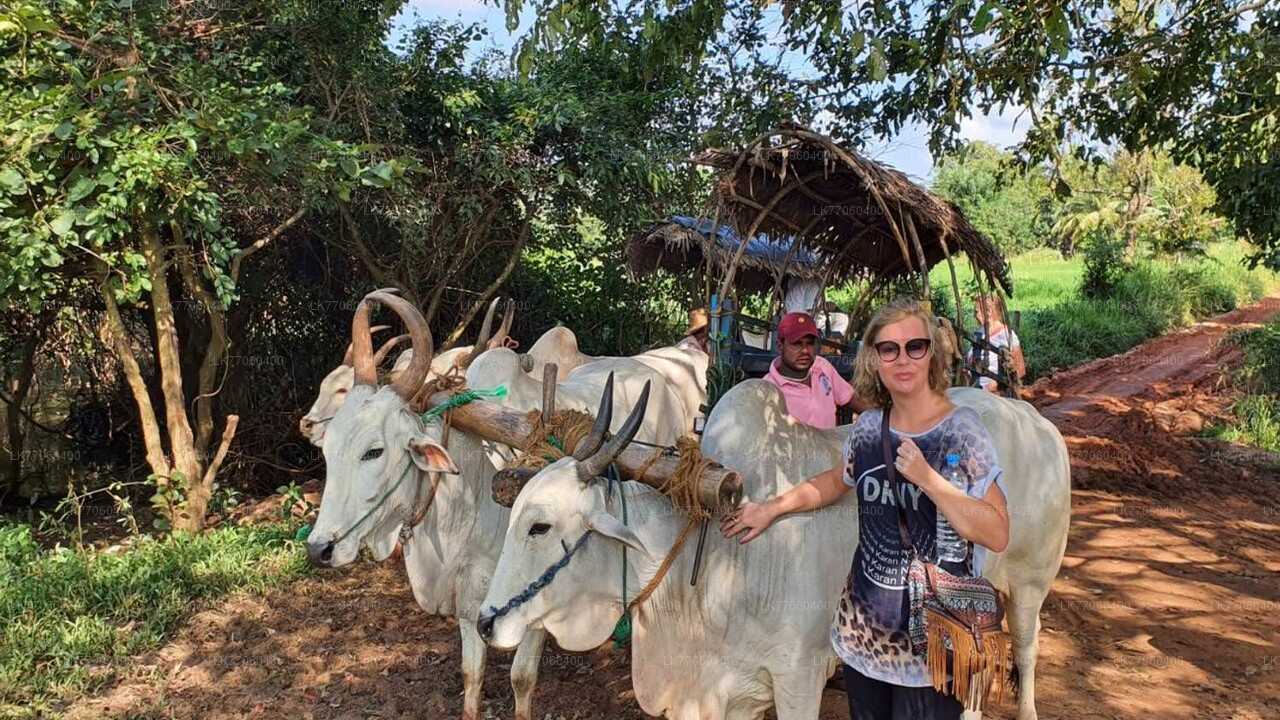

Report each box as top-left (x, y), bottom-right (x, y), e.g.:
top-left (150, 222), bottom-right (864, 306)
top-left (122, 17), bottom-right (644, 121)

top-left (679, 307), bottom-right (710, 353)
top-left (764, 312), bottom-right (866, 428)
top-left (816, 300), bottom-right (851, 348)
top-left (783, 276), bottom-right (823, 315)
top-left (970, 294), bottom-right (1025, 393)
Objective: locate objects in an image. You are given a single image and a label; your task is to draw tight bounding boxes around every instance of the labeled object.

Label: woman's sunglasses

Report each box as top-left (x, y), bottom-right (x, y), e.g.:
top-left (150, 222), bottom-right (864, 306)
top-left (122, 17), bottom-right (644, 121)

top-left (874, 338), bottom-right (932, 362)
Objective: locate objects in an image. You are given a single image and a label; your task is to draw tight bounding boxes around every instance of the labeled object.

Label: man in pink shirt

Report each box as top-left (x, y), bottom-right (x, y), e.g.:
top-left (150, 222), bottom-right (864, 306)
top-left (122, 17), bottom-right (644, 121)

top-left (763, 312), bottom-right (860, 429)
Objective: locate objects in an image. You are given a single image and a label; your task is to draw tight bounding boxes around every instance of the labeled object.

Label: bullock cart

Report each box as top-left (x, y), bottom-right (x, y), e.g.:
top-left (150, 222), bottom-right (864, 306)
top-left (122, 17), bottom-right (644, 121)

top-left (630, 121), bottom-right (1024, 409)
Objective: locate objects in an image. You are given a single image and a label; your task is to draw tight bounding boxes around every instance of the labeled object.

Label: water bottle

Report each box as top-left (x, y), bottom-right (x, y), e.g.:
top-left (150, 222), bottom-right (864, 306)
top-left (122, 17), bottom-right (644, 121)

top-left (936, 452), bottom-right (968, 563)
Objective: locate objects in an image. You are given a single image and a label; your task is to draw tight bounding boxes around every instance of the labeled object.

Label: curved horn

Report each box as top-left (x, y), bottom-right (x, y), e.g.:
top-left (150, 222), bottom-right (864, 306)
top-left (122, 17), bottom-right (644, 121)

top-left (362, 290), bottom-right (433, 400)
top-left (577, 379), bottom-right (650, 482)
top-left (541, 363), bottom-right (558, 425)
top-left (350, 301), bottom-right (378, 386)
top-left (572, 371), bottom-right (614, 462)
top-left (460, 297), bottom-right (502, 368)
top-left (343, 325), bottom-right (390, 366)
top-left (487, 298), bottom-right (516, 350)
top-left (373, 332), bottom-right (410, 367)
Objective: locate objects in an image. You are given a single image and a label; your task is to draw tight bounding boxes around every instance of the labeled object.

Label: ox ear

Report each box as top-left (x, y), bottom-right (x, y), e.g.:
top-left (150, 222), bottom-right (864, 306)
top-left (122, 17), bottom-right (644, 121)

top-left (408, 436), bottom-right (460, 475)
top-left (584, 509), bottom-right (654, 559)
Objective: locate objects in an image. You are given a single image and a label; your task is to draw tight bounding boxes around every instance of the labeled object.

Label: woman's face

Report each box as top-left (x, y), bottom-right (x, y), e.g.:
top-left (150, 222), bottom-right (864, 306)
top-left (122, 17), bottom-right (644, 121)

top-left (874, 315), bottom-right (933, 398)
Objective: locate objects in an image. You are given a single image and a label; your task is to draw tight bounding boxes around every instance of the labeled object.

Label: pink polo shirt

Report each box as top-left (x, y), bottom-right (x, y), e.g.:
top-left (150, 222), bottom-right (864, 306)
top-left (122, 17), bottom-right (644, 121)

top-left (763, 355), bottom-right (854, 429)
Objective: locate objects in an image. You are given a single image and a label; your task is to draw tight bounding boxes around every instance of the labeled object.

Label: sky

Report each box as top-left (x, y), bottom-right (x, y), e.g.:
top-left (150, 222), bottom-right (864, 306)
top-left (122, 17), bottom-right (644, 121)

top-left (390, 0), bottom-right (1029, 184)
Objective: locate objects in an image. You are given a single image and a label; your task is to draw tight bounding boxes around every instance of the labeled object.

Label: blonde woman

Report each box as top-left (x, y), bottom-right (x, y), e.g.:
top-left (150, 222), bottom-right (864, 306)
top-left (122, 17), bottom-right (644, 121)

top-left (721, 297), bottom-right (1010, 720)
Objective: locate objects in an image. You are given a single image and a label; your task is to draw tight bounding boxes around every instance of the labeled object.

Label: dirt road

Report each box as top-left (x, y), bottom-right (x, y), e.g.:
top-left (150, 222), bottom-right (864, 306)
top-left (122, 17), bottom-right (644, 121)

top-left (67, 299), bottom-right (1280, 720)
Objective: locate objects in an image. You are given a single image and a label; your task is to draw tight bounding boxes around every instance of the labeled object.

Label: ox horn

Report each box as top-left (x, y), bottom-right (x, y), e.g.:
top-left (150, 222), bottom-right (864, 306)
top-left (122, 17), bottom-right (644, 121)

top-left (572, 371), bottom-right (614, 462)
top-left (459, 297), bottom-right (502, 369)
top-left (577, 378), bottom-right (650, 483)
top-left (348, 287), bottom-right (405, 379)
top-left (373, 333), bottom-right (410, 367)
top-left (486, 298), bottom-right (516, 350)
top-left (375, 292), bottom-right (433, 401)
top-left (342, 325), bottom-right (390, 366)
top-left (352, 290), bottom-right (434, 399)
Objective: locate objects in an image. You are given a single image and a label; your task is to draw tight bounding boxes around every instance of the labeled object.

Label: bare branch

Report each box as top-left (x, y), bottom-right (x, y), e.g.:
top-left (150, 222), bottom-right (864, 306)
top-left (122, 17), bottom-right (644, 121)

top-left (229, 207), bottom-right (307, 282)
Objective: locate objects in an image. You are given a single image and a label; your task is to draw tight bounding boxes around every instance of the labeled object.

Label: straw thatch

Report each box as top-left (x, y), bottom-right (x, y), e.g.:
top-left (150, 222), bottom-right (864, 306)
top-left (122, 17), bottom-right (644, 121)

top-left (693, 122), bottom-right (1012, 296)
top-left (627, 215), bottom-right (824, 294)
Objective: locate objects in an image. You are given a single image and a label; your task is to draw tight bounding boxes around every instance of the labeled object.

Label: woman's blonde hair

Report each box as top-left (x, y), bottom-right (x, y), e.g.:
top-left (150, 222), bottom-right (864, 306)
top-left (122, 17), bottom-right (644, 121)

top-left (853, 296), bottom-right (952, 408)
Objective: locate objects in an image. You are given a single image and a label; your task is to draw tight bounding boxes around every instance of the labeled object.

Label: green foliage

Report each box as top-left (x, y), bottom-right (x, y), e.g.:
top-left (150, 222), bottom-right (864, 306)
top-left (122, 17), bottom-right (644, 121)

top-left (1215, 395), bottom-right (1280, 454)
top-left (1019, 253), bottom-right (1275, 379)
top-left (1207, 317), bottom-right (1280, 454)
top-left (498, 1), bottom-right (1280, 267)
top-left (1232, 318), bottom-right (1280, 397)
top-left (931, 142), bottom-right (1055, 255)
top-left (0, 521), bottom-right (310, 714)
top-left (1080, 231), bottom-right (1128, 299)
top-left (0, 0), bottom-right (398, 309)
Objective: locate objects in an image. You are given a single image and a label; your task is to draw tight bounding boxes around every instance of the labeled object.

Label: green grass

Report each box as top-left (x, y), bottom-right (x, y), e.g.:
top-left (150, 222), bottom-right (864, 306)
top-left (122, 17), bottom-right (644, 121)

top-left (1204, 317), bottom-right (1280, 454)
top-left (930, 241), bottom-right (1280, 380)
top-left (1204, 395), bottom-right (1280, 454)
top-left (0, 522), bottom-right (311, 718)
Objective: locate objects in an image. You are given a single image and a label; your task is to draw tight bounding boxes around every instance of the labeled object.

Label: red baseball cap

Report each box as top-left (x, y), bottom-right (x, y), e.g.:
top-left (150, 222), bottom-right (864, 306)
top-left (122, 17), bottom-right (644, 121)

top-left (777, 312), bottom-right (820, 342)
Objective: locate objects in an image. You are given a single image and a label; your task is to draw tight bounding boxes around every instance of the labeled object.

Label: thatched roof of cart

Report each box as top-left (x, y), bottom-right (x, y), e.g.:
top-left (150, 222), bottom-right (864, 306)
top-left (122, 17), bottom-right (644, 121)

top-left (692, 123), bottom-right (1013, 295)
top-left (626, 215), bottom-right (826, 294)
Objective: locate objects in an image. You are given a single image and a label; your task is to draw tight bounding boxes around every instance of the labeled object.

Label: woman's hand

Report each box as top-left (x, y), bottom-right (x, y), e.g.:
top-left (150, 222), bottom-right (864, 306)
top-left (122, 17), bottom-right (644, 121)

top-left (894, 438), bottom-right (940, 490)
top-left (720, 501), bottom-right (777, 544)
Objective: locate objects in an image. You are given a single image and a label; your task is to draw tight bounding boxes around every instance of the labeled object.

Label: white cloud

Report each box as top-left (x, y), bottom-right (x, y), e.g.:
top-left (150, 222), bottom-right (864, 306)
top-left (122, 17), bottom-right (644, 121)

top-left (959, 106), bottom-right (1029, 150)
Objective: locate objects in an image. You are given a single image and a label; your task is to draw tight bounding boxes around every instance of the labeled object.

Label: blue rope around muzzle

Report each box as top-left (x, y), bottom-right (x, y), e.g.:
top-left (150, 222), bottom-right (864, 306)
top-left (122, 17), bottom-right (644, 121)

top-left (482, 531), bottom-right (590, 629)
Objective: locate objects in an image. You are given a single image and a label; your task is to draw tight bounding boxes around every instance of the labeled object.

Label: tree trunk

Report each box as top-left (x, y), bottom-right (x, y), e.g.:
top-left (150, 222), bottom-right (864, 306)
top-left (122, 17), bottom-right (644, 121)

top-left (99, 271), bottom-right (174, 487)
top-left (2, 327), bottom-right (40, 504)
top-left (176, 244), bottom-right (228, 458)
top-left (140, 221), bottom-right (206, 531)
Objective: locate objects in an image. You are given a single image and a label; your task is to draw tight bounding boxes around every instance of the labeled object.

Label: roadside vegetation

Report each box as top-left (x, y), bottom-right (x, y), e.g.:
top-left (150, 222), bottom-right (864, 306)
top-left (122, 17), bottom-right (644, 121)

top-left (1205, 319), bottom-right (1280, 454)
top-left (0, 520), bottom-right (310, 718)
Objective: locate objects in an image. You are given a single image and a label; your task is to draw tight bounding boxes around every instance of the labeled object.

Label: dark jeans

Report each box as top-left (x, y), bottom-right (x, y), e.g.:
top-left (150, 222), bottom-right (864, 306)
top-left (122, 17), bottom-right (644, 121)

top-left (842, 664), bottom-right (964, 720)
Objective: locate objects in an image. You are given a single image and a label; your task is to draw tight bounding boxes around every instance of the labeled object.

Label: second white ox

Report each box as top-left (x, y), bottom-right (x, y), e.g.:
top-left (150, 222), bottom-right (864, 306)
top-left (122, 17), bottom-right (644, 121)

top-left (479, 379), bottom-right (1070, 720)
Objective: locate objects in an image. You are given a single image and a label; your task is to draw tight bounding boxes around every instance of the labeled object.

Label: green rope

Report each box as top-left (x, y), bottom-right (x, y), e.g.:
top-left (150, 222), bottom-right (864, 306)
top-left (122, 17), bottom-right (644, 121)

top-left (420, 385), bottom-right (507, 422)
top-left (330, 457), bottom-right (415, 546)
top-left (609, 465), bottom-right (632, 648)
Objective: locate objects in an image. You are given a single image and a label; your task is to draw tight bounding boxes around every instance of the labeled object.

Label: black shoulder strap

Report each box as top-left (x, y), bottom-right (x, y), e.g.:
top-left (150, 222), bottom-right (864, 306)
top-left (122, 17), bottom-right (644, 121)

top-left (881, 406), bottom-right (917, 559)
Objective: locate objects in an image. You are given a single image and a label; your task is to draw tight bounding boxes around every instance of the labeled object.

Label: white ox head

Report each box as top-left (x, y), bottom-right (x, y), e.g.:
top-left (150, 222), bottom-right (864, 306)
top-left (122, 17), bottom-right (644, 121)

top-left (298, 327), bottom-right (409, 447)
top-left (305, 290), bottom-right (461, 567)
top-left (299, 297), bottom-right (515, 447)
top-left (477, 376), bottom-right (653, 650)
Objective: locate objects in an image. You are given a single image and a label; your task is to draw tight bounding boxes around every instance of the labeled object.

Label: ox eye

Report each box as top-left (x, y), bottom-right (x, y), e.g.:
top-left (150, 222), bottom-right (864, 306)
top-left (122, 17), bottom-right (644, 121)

top-left (528, 522), bottom-right (551, 537)
top-left (360, 447), bottom-right (384, 462)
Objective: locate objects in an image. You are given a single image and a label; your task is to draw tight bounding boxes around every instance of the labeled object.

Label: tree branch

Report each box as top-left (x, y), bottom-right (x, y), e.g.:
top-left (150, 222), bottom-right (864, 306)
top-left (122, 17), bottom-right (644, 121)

top-left (229, 207), bottom-right (306, 282)
top-left (441, 216), bottom-right (533, 350)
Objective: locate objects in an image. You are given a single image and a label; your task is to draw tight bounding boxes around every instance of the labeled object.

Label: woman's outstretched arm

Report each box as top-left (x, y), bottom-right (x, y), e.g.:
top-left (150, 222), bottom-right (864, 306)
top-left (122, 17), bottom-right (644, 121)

top-left (720, 464), bottom-right (848, 544)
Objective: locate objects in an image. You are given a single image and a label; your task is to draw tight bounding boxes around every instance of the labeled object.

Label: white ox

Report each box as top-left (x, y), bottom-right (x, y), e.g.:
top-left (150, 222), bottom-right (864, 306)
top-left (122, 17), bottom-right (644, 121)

top-left (478, 379), bottom-right (1070, 720)
top-left (305, 290), bottom-right (696, 720)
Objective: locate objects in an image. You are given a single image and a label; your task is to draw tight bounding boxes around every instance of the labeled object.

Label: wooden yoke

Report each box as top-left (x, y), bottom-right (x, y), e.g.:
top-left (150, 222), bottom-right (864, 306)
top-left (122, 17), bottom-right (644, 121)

top-left (424, 390), bottom-right (744, 513)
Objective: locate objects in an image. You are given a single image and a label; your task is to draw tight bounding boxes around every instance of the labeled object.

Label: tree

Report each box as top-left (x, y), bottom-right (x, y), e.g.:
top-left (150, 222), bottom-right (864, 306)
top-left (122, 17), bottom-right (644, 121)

top-left (493, 1), bottom-right (1280, 267)
top-left (0, 0), bottom-right (406, 530)
top-left (931, 141), bottom-right (1055, 255)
